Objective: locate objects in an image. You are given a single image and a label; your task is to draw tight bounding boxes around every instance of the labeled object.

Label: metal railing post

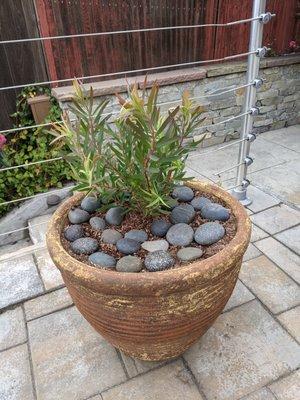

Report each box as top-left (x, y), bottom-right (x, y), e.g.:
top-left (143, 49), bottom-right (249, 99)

top-left (232, 0), bottom-right (271, 205)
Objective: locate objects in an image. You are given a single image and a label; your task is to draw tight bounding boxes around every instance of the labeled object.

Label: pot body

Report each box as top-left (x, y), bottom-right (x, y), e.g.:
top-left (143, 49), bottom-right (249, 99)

top-left (47, 181), bottom-right (251, 361)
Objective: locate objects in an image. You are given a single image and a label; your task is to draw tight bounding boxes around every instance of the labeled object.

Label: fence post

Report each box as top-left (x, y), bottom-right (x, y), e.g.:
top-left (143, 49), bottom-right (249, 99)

top-left (232, 0), bottom-right (271, 205)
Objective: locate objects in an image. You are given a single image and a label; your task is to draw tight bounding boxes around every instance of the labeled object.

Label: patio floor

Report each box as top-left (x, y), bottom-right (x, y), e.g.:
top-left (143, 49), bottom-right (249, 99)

top-left (0, 125), bottom-right (299, 400)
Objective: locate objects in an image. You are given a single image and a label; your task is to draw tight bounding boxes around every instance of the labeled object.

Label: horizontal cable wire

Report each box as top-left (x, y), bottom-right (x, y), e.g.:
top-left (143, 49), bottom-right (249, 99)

top-left (214, 160), bottom-right (246, 176)
top-left (0, 221), bottom-right (49, 238)
top-left (0, 17), bottom-right (264, 45)
top-left (0, 157), bottom-right (63, 172)
top-left (189, 138), bottom-right (246, 159)
top-left (0, 50), bottom-right (257, 93)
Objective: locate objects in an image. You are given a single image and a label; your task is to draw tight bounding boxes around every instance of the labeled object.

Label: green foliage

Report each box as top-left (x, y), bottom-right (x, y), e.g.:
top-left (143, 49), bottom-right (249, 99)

top-left (0, 86), bottom-right (71, 217)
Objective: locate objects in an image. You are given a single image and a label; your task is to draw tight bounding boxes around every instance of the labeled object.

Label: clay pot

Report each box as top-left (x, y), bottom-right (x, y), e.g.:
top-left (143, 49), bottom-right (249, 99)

top-left (46, 181), bottom-right (251, 361)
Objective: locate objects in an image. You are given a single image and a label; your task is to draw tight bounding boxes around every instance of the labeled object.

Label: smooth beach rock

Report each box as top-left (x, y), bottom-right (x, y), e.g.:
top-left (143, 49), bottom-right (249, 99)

top-left (201, 203), bottom-right (230, 221)
top-left (81, 197), bottom-right (101, 213)
top-left (105, 206), bottom-right (125, 225)
top-left (88, 251), bottom-right (116, 268)
top-left (141, 239), bottom-right (169, 252)
top-left (177, 247), bottom-right (203, 262)
top-left (101, 229), bottom-right (123, 244)
top-left (194, 222), bottom-right (225, 245)
top-left (125, 229), bottom-right (148, 243)
top-left (116, 256), bottom-right (143, 272)
top-left (89, 216), bottom-right (106, 231)
top-left (191, 196), bottom-right (211, 211)
top-left (170, 203), bottom-right (196, 224)
top-left (150, 219), bottom-right (172, 237)
top-left (46, 194), bottom-right (61, 206)
top-left (70, 237), bottom-right (99, 255)
top-left (68, 208), bottom-right (90, 224)
top-left (116, 238), bottom-right (141, 255)
top-left (144, 250), bottom-right (175, 272)
top-left (172, 185), bottom-right (194, 202)
top-left (166, 223), bottom-right (194, 246)
top-left (64, 225), bottom-right (85, 242)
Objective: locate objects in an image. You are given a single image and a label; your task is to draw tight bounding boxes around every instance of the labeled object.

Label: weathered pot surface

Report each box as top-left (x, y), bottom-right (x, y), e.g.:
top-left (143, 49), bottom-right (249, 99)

top-left (46, 180), bottom-right (251, 361)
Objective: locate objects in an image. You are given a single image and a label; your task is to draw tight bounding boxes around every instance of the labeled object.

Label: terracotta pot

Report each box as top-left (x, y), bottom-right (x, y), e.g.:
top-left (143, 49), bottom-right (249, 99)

top-left (47, 181), bottom-right (251, 361)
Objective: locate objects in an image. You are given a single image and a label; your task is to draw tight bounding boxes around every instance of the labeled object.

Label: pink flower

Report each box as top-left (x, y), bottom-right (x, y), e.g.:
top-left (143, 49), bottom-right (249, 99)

top-left (289, 40), bottom-right (297, 49)
top-left (0, 134), bottom-right (7, 150)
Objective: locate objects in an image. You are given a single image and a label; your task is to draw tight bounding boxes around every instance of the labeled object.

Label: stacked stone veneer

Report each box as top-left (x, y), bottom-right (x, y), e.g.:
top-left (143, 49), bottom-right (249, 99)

top-left (53, 55), bottom-right (300, 148)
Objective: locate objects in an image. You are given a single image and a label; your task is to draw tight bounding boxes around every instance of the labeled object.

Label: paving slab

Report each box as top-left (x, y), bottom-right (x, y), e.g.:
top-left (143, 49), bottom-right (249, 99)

top-left (34, 248), bottom-right (64, 290)
top-left (28, 306), bottom-right (126, 400)
top-left (255, 237), bottom-right (300, 284)
top-left (275, 225), bottom-right (300, 255)
top-left (243, 243), bottom-right (262, 261)
top-left (251, 204), bottom-right (300, 235)
top-left (0, 307), bottom-right (26, 351)
top-left (250, 224), bottom-right (269, 243)
top-left (28, 214), bottom-right (52, 244)
top-left (246, 185), bottom-right (280, 213)
top-left (184, 300), bottom-right (300, 400)
top-left (223, 280), bottom-right (255, 312)
top-left (261, 125), bottom-right (300, 153)
top-left (268, 370), bottom-right (300, 400)
top-left (0, 254), bottom-right (44, 309)
top-left (119, 352), bottom-right (166, 378)
top-left (240, 255), bottom-right (300, 314)
top-left (241, 387), bottom-right (276, 400)
top-left (0, 238), bottom-right (32, 257)
top-left (102, 360), bottom-right (203, 400)
top-left (277, 306), bottom-right (300, 343)
top-left (0, 344), bottom-right (34, 400)
top-left (24, 287), bottom-right (73, 321)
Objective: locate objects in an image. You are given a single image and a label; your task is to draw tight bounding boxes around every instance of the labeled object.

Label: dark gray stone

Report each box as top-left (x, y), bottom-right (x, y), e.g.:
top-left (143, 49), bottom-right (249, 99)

top-left (125, 229), bottom-right (148, 243)
top-left (101, 229), bottom-right (123, 244)
top-left (201, 203), bottom-right (230, 221)
top-left (191, 196), bottom-right (211, 211)
top-left (70, 237), bottom-right (99, 255)
top-left (144, 251), bottom-right (175, 272)
top-left (116, 238), bottom-right (141, 255)
top-left (116, 256), bottom-right (143, 272)
top-left (150, 219), bottom-right (172, 237)
top-left (105, 206), bottom-right (125, 225)
top-left (177, 247), bottom-right (203, 262)
top-left (172, 185), bottom-right (194, 202)
top-left (141, 239), bottom-right (169, 252)
top-left (88, 252), bottom-right (116, 268)
top-left (170, 204), bottom-right (196, 224)
top-left (194, 222), bottom-right (225, 245)
top-left (46, 194), bottom-right (61, 206)
top-left (166, 223), bottom-right (194, 246)
top-left (68, 208), bottom-right (90, 224)
top-left (89, 217), bottom-right (106, 231)
top-left (64, 225), bottom-right (85, 242)
top-left (80, 197), bottom-right (101, 213)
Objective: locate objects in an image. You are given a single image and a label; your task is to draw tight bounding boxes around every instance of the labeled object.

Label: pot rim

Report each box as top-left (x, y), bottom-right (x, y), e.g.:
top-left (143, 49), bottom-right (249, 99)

top-left (46, 180), bottom-right (251, 295)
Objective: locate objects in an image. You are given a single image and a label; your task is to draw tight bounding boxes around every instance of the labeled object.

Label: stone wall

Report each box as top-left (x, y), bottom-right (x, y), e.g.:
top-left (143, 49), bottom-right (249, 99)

top-left (52, 55), bottom-right (300, 148)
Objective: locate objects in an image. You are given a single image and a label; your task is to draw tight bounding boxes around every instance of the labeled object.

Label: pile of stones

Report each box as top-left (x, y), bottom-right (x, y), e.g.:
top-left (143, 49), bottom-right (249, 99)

top-left (63, 186), bottom-right (230, 272)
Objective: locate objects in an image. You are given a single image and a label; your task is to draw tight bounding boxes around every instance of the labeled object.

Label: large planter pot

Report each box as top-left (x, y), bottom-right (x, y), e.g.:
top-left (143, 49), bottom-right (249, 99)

top-left (47, 181), bottom-right (251, 361)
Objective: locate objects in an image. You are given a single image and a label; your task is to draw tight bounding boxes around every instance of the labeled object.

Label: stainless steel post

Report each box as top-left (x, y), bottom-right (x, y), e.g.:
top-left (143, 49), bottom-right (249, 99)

top-left (232, 0), bottom-right (268, 206)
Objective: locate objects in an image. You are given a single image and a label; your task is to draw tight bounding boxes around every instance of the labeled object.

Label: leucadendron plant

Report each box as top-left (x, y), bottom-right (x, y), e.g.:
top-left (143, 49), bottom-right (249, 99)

top-left (53, 80), bottom-right (206, 216)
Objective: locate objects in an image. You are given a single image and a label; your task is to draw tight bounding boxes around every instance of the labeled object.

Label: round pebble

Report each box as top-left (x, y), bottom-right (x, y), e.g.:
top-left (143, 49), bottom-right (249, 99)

top-left (64, 225), bottom-right (85, 242)
top-left (46, 194), bottom-right (61, 206)
top-left (88, 251), bottom-right (116, 268)
top-left (172, 186), bottom-right (194, 202)
top-left (80, 197), bottom-right (101, 213)
top-left (116, 256), bottom-right (143, 272)
top-left (70, 237), bottom-right (99, 255)
top-left (144, 250), bottom-right (175, 272)
top-left (201, 203), bottom-right (230, 221)
top-left (166, 223), bottom-right (194, 246)
top-left (141, 239), bottom-right (169, 252)
top-left (105, 206), bottom-right (125, 225)
top-left (177, 247), bottom-right (203, 262)
top-left (125, 229), bottom-right (148, 243)
top-left (116, 238), bottom-right (141, 255)
top-left (150, 219), bottom-right (172, 237)
top-left (194, 222), bottom-right (225, 245)
top-left (89, 216), bottom-right (106, 231)
top-left (68, 208), bottom-right (90, 224)
top-left (191, 196), bottom-right (211, 211)
top-left (170, 204), bottom-right (196, 224)
top-left (101, 229), bottom-right (123, 244)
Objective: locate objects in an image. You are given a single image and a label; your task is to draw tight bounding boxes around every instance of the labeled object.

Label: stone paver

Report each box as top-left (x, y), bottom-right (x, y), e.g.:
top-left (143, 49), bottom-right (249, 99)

top-left (0, 254), bottom-right (44, 309)
top-left (0, 307), bottom-right (26, 351)
top-left (241, 387), bottom-right (276, 400)
top-left (0, 238), bottom-right (32, 257)
top-left (277, 306), bottom-right (300, 343)
top-left (275, 225), bottom-right (300, 255)
top-left (247, 185), bottom-right (280, 213)
top-left (255, 237), bottom-right (300, 284)
top-left (28, 214), bottom-right (52, 244)
top-left (251, 204), bottom-right (300, 235)
top-left (242, 243), bottom-right (262, 261)
top-left (102, 360), bottom-right (203, 400)
top-left (28, 306), bottom-right (126, 400)
top-left (240, 256), bottom-right (300, 314)
top-left (223, 280), bottom-right (255, 312)
top-left (119, 352), bottom-right (165, 378)
top-left (24, 287), bottom-right (73, 321)
top-left (250, 224), bottom-right (269, 243)
top-left (268, 370), bottom-right (300, 400)
top-left (184, 300), bottom-right (300, 400)
top-left (261, 125), bottom-right (300, 153)
top-left (0, 344), bottom-right (34, 400)
top-left (34, 248), bottom-right (64, 290)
